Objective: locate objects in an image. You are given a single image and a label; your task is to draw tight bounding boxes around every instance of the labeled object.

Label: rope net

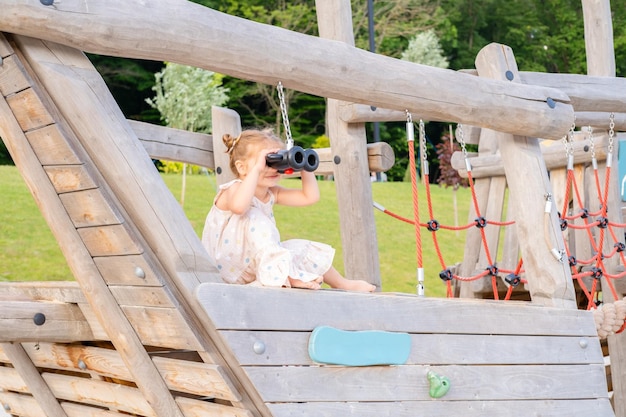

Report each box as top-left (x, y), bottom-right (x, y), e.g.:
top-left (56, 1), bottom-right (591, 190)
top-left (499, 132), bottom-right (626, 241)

top-left (376, 114), bottom-right (626, 336)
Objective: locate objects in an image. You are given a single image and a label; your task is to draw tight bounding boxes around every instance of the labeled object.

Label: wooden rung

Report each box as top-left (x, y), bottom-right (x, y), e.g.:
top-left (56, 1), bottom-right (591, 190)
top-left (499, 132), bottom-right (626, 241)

top-left (175, 396), bottom-right (253, 417)
top-left (0, 301), bottom-right (94, 343)
top-left (0, 54), bottom-right (30, 97)
top-left (78, 224), bottom-right (143, 257)
top-left (94, 254), bottom-right (164, 286)
top-left (109, 286), bottom-right (175, 308)
top-left (0, 281), bottom-right (84, 303)
top-left (0, 392), bottom-right (46, 417)
top-left (42, 372), bottom-right (154, 416)
top-left (122, 306), bottom-right (203, 351)
top-left (45, 165), bottom-right (97, 194)
top-left (153, 356), bottom-right (241, 401)
top-left (60, 189), bottom-right (124, 228)
top-left (6, 87), bottom-right (54, 131)
top-left (27, 124), bottom-right (82, 166)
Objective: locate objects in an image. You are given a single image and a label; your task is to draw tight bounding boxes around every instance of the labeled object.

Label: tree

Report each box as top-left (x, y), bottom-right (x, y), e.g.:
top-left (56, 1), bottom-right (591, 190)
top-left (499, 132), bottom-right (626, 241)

top-left (146, 62), bottom-right (229, 204)
top-left (401, 29), bottom-right (449, 68)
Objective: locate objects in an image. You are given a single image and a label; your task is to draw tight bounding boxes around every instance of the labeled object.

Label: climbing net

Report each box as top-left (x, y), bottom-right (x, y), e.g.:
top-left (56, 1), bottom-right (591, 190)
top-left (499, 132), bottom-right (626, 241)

top-left (375, 112), bottom-right (626, 336)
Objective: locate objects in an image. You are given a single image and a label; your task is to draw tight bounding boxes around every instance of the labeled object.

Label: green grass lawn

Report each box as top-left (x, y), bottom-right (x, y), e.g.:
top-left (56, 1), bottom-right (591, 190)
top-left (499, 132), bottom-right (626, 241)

top-left (0, 165), bottom-right (471, 297)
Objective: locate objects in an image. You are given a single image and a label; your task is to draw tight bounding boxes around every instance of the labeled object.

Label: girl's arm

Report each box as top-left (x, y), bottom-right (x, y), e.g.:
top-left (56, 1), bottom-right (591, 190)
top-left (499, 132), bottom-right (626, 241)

top-left (216, 149), bottom-right (273, 214)
top-left (274, 170), bottom-right (320, 207)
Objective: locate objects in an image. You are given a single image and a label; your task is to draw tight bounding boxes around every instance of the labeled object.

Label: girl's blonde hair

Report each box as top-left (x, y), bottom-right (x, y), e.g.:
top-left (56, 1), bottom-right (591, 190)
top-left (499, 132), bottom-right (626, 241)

top-left (223, 129), bottom-right (284, 177)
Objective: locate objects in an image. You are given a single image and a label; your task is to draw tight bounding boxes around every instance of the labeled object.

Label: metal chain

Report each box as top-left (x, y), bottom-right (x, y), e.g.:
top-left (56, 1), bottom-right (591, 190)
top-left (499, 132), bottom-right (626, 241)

top-left (587, 125), bottom-right (595, 160)
top-left (277, 82), bottom-right (293, 149)
top-left (457, 124), bottom-right (468, 158)
top-left (608, 112), bottom-right (615, 154)
top-left (419, 119), bottom-right (428, 176)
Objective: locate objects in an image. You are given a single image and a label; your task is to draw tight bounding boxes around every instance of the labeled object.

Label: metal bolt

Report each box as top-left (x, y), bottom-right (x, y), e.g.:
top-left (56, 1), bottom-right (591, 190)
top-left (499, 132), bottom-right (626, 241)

top-left (134, 266), bottom-right (145, 279)
top-left (40, 0), bottom-right (54, 5)
top-left (3, 403), bottom-right (10, 411)
top-left (333, 155), bottom-right (341, 165)
top-left (33, 313), bottom-right (46, 326)
top-left (505, 70), bottom-right (514, 81)
top-left (216, 167), bottom-right (222, 175)
top-left (579, 338), bottom-right (588, 349)
top-left (546, 97), bottom-right (556, 109)
top-left (78, 360), bottom-right (87, 370)
top-left (253, 341), bottom-right (266, 354)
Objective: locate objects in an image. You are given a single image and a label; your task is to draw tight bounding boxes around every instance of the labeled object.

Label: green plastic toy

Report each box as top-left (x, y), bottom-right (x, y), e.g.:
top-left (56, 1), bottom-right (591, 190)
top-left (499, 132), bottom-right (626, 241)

top-left (427, 370), bottom-right (451, 398)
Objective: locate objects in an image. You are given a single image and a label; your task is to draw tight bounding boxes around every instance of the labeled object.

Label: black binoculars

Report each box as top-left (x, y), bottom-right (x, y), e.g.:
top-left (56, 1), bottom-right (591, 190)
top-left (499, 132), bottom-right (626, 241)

top-left (266, 146), bottom-right (319, 174)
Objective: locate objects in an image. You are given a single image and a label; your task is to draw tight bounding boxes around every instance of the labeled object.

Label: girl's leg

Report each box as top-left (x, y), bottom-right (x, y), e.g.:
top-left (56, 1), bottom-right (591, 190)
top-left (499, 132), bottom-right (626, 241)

top-left (323, 267), bottom-right (376, 292)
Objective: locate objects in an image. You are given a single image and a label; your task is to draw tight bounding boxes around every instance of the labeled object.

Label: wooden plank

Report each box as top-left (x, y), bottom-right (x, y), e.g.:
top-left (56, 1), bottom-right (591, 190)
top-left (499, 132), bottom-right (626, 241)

top-left (0, 281), bottom-right (84, 303)
top-left (78, 224), bottom-right (143, 257)
top-left (153, 356), bottom-right (241, 401)
top-left (0, 392), bottom-right (46, 417)
top-left (197, 283), bottom-right (598, 336)
top-left (2, 342), bottom-right (68, 417)
top-left (76, 303), bottom-right (109, 340)
top-left (0, 32), bottom-right (13, 57)
top-left (45, 165), bottom-right (97, 193)
top-left (338, 103), bottom-right (406, 123)
top-left (0, 1), bottom-right (575, 140)
top-left (109, 286), bottom-right (174, 308)
top-left (0, 345), bottom-right (7, 362)
top-left (42, 372), bottom-right (154, 416)
top-left (317, 0), bottom-right (381, 287)
top-left (176, 397), bottom-right (253, 417)
top-left (60, 189), bottom-right (124, 228)
top-left (267, 399), bottom-right (614, 417)
top-left (129, 119), bottom-right (216, 169)
top-left (221, 330), bottom-right (603, 366)
top-left (22, 342), bottom-right (133, 382)
top-left (0, 54), bottom-right (30, 96)
top-left (93, 255), bottom-right (163, 286)
top-left (122, 306), bottom-right (203, 351)
top-left (314, 142), bottom-right (394, 176)
top-left (246, 363), bottom-right (608, 402)
top-left (27, 124), bottom-right (82, 165)
top-left (475, 43), bottom-right (576, 308)
top-left (0, 301), bottom-right (94, 343)
top-left (6, 87), bottom-right (54, 131)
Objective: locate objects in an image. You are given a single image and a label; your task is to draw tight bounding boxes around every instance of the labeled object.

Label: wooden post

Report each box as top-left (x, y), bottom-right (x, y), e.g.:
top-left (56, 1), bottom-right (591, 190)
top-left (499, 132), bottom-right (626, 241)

top-left (315, 0), bottom-right (381, 287)
top-left (475, 43), bottom-right (576, 308)
top-left (211, 106), bottom-right (240, 186)
top-left (581, 1), bottom-right (626, 415)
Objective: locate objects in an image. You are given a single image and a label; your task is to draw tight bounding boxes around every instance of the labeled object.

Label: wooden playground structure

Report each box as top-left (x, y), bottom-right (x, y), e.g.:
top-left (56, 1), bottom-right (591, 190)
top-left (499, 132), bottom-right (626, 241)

top-left (0, 0), bottom-right (625, 416)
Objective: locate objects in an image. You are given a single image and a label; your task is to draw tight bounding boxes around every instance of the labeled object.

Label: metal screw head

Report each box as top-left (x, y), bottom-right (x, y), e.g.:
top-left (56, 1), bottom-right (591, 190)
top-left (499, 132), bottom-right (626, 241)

top-left (40, 0), bottom-right (54, 5)
top-left (78, 359), bottom-right (87, 370)
top-left (333, 155), bottom-right (341, 165)
top-left (579, 338), bottom-right (588, 349)
top-left (253, 341), bottom-right (266, 354)
top-left (134, 266), bottom-right (146, 279)
top-left (505, 70), bottom-right (514, 81)
top-left (33, 313), bottom-right (46, 326)
top-left (216, 166), bottom-right (222, 174)
top-left (546, 97), bottom-right (556, 108)
top-left (3, 403), bottom-right (10, 411)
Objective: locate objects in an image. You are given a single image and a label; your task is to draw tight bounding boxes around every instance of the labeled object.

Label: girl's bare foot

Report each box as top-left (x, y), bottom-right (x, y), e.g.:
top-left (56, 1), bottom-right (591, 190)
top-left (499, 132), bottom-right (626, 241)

top-left (337, 279), bottom-right (376, 292)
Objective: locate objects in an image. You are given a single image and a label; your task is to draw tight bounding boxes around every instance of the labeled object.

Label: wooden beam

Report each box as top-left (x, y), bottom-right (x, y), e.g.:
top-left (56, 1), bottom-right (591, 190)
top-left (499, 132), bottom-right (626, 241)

top-left (316, 0), bottom-right (381, 287)
top-left (0, 301), bottom-right (95, 343)
top-left (474, 43), bottom-right (576, 308)
top-left (0, 1), bottom-right (574, 140)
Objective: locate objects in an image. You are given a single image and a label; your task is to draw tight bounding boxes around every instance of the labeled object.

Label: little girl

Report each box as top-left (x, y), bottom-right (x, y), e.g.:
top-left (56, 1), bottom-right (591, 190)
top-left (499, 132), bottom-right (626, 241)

top-left (202, 128), bottom-right (376, 292)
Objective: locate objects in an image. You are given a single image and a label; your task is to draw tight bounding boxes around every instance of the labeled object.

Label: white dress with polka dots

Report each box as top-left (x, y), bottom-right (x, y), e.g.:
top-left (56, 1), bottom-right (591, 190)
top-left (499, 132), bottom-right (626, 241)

top-left (202, 179), bottom-right (335, 287)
